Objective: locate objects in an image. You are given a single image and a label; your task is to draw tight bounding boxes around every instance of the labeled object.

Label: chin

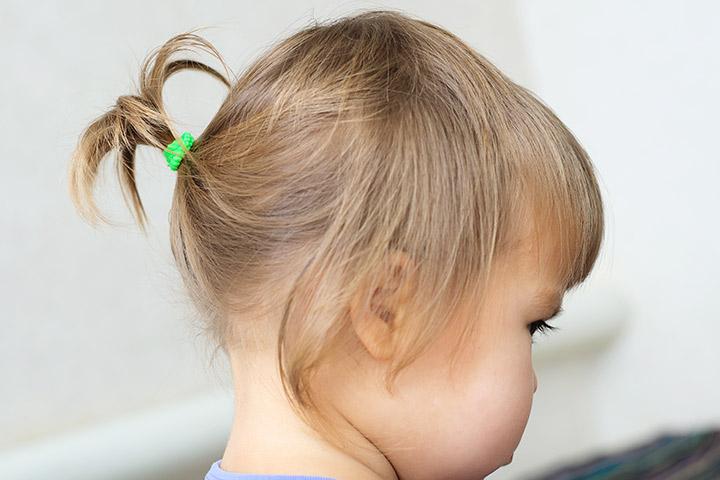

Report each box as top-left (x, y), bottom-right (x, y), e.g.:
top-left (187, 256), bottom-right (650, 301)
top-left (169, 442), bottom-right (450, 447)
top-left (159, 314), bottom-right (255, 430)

top-left (490, 453), bottom-right (515, 475)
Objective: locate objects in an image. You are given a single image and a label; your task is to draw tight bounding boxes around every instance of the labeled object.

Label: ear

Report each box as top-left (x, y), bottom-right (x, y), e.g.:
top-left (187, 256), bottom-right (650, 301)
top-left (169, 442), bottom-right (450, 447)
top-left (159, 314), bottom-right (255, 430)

top-left (348, 250), bottom-right (418, 361)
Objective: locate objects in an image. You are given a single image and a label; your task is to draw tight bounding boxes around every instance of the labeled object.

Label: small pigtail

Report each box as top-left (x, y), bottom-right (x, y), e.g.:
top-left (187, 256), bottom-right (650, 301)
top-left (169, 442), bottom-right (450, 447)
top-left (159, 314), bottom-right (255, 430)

top-left (67, 31), bottom-right (233, 232)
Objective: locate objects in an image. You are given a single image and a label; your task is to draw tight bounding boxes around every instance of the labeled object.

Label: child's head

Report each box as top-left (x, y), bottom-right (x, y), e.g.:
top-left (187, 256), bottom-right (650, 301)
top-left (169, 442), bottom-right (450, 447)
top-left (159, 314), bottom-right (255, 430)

top-left (68, 9), bottom-right (604, 479)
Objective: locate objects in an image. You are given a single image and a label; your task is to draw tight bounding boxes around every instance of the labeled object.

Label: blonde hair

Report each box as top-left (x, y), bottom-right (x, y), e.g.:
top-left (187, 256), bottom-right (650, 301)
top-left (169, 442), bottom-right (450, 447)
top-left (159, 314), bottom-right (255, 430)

top-left (68, 9), bottom-right (604, 448)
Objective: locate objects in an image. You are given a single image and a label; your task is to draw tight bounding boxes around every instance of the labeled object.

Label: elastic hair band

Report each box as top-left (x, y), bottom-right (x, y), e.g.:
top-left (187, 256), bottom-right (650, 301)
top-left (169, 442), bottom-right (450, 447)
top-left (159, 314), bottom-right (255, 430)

top-left (163, 131), bottom-right (194, 171)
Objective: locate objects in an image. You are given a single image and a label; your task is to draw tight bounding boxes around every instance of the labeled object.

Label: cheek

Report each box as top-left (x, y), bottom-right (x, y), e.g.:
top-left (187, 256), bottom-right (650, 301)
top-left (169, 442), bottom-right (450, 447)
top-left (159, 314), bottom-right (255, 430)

top-left (442, 343), bottom-right (535, 472)
top-left (386, 331), bottom-right (536, 479)
top-left (468, 349), bottom-right (535, 452)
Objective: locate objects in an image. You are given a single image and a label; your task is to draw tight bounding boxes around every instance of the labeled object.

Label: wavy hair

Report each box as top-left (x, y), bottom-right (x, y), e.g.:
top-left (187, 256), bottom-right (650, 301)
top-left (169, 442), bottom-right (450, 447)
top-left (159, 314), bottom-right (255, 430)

top-left (68, 9), bottom-right (604, 448)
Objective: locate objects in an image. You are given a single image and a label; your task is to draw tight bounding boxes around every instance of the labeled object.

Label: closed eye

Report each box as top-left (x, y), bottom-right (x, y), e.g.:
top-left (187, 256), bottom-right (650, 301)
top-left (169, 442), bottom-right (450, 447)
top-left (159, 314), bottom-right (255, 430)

top-left (528, 307), bottom-right (563, 343)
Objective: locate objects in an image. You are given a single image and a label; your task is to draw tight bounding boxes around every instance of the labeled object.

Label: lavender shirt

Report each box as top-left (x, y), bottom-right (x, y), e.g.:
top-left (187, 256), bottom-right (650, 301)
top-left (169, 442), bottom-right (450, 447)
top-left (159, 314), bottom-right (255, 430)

top-left (205, 460), bottom-right (337, 480)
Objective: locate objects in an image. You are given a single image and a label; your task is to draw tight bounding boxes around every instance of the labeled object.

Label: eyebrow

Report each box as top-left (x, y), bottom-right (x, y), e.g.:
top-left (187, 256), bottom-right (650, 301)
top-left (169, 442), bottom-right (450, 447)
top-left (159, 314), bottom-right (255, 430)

top-left (533, 288), bottom-right (564, 318)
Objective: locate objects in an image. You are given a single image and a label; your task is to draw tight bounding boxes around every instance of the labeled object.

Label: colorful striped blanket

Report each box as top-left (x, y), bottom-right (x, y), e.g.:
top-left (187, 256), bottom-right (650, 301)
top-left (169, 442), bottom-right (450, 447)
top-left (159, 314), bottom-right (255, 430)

top-left (526, 428), bottom-right (720, 480)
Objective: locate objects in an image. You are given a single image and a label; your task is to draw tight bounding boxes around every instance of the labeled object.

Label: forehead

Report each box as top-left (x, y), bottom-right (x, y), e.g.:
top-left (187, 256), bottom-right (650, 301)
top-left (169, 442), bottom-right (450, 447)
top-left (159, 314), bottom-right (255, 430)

top-left (500, 220), bottom-right (566, 296)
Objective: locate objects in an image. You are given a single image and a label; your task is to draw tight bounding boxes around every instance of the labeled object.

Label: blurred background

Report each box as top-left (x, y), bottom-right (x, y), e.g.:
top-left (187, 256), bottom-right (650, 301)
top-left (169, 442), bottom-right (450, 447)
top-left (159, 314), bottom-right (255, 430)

top-left (1, 1), bottom-right (718, 479)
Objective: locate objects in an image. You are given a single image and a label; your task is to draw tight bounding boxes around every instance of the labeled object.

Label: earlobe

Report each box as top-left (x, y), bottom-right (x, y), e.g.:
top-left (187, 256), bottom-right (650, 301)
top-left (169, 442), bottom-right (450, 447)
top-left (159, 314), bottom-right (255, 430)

top-left (348, 250), bottom-right (417, 361)
top-left (349, 297), bottom-right (396, 361)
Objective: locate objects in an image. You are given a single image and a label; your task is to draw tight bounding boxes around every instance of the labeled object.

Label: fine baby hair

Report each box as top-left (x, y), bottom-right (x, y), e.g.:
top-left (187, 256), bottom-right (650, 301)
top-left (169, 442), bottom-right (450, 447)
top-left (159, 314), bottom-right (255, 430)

top-left (68, 8), bottom-right (604, 478)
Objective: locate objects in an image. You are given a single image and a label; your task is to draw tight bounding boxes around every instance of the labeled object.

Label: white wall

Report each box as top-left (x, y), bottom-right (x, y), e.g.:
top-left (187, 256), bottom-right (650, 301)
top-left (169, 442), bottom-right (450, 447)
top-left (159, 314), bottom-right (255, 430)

top-left (518, 0), bottom-right (720, 435)
top-left (1, 0), bottom-right (717, 479)
top-left (495, 0), bottom-right (720, 477)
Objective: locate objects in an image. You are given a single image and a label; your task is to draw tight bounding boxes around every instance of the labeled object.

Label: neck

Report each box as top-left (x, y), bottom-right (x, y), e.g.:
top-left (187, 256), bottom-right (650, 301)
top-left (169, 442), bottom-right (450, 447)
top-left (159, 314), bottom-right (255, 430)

top-left (220, 346), bottom-right (396, 480)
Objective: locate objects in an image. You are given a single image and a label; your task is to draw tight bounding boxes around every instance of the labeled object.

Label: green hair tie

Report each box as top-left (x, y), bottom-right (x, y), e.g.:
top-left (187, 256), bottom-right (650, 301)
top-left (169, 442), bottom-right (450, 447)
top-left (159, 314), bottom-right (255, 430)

top-left (163, 131), bottom-right (194, 171)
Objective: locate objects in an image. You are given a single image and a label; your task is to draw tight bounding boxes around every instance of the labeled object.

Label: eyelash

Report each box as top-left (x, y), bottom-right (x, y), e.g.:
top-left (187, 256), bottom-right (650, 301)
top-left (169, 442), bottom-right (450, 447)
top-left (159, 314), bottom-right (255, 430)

top-left (528, 307), bottom-right (563, 343)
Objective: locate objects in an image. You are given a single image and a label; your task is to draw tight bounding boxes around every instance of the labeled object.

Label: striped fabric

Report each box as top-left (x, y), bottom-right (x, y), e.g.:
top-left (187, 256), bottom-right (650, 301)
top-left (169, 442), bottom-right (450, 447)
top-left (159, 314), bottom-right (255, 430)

top-left (526, 428), bottom-right (720, 480)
